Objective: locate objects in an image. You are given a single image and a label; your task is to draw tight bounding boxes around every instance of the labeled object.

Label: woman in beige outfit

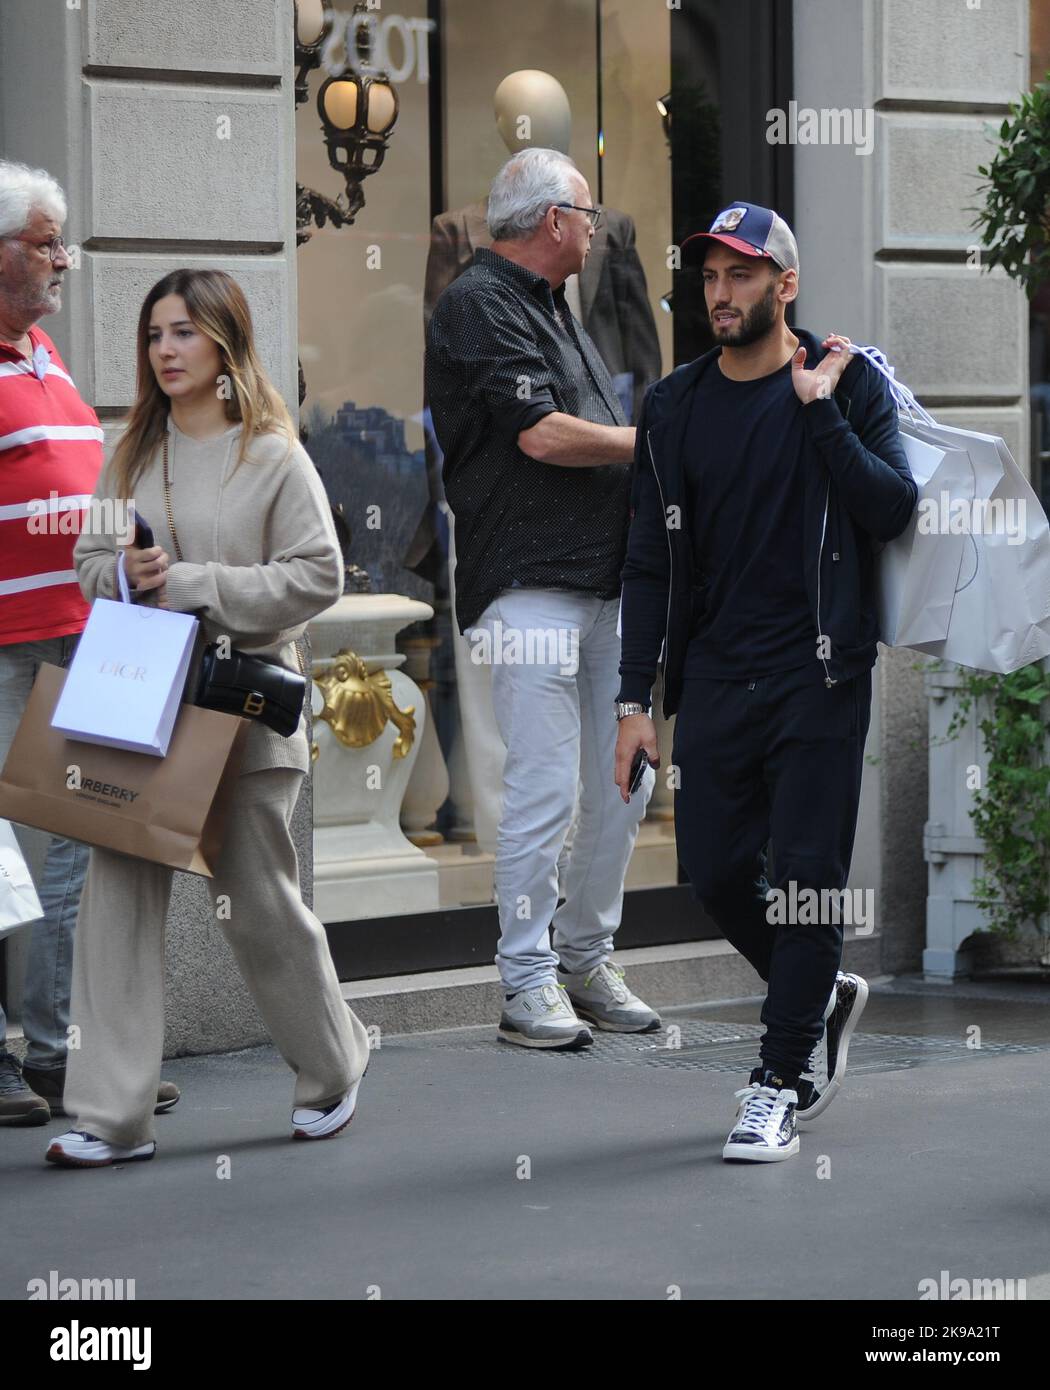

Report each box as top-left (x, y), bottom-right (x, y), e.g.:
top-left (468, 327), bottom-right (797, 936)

top-left (46, 269), bottom-right (371, 1167)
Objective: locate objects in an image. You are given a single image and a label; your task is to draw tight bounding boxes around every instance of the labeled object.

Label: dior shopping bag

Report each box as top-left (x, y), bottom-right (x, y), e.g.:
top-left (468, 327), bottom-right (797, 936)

top-left (51, 551), bottom-right (198, 755)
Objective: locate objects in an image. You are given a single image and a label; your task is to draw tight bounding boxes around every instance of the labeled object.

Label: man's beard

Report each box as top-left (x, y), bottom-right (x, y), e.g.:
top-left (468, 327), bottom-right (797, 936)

top-left (38, 281), bottom-right (63, 315)
top-left (8, 275), bottom-right (62, 322)
top-left (710, 280), bottom-right (777, 347)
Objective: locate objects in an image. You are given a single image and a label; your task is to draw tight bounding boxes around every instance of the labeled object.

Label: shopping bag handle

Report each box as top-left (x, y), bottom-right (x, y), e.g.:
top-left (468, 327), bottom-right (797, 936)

top-left (852, 344), bottom-right (937, 427)
top-left (116, 549), bottom-right (132, 606)
top-left (955, 532), bottom-right (980, 594)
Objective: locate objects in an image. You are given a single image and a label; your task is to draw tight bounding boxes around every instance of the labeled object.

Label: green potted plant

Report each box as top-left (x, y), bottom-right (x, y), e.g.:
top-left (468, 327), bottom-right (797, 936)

top-left (973, 76), bottom-right (1050, 293)
top-left (942, 664), bottom-right (1050, 970)
top-left (946, 79), bottom-right (1050, 973)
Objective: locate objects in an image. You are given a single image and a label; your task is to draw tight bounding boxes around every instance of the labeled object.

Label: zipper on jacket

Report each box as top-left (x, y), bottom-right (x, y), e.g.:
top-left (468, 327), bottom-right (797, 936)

top-left (647, 430), bottom-right (674, 679)
top-left (816, 478), bottom-right (837, 688)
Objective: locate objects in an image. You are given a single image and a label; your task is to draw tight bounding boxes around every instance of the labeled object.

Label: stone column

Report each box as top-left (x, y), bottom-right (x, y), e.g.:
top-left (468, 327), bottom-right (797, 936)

top-left (793, 0), bottom-right (1029, 975)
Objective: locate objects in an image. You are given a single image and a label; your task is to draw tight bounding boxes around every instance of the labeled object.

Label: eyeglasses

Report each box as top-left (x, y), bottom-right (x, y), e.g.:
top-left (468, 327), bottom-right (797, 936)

top-left (555, 204), bottom-right (604, 230)
top-left (5, 234), bottom-right (67, 263)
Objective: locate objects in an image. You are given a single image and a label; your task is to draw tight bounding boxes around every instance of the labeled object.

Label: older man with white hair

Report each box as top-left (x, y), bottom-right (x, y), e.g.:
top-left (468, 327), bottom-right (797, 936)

top-left (425, 148), bottom-right (658, 1048)
top-left (0, 160), bottom-right (178, 1124)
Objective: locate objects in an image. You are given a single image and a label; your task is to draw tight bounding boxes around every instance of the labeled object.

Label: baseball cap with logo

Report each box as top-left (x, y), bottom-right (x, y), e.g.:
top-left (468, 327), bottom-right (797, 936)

top-left (681, 201), bottom-right (799, 273)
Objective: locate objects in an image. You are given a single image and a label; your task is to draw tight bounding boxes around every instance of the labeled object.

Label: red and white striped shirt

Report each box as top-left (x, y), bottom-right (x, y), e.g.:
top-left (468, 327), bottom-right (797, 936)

top-left (0, 325), bottom-right (104, 645)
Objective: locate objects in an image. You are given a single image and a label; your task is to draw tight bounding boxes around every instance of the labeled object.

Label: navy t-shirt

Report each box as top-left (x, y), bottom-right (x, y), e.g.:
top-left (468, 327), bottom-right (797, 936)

top-left (684, 355), bottom-right (815, 679)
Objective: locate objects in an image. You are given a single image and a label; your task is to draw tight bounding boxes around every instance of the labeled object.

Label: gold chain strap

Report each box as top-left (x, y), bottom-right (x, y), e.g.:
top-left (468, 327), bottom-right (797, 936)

top-left (161, 434), bottom-right (184, 564)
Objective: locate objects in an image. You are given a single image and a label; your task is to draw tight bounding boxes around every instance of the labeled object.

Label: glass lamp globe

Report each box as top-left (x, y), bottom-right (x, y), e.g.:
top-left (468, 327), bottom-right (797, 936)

top-left (295, 0), bottom-right (326, 46)
top-left (323, 78), bottom-right (360, 131)
top-left (365, 83), bottom-right (397, 135)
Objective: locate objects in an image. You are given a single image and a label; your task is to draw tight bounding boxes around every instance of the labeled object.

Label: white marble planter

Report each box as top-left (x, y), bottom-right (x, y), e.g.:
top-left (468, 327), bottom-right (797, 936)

top-left (308, 595), bottom-right (440, 923)
top-left (399, 634), bottom-right (450, 847)
top-left (924, 668), bottom-right (988, 980)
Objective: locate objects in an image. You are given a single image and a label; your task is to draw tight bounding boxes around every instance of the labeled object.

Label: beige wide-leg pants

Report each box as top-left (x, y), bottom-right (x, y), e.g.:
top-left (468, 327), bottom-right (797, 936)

top-left (63, 768), bottom-right (371, 1148)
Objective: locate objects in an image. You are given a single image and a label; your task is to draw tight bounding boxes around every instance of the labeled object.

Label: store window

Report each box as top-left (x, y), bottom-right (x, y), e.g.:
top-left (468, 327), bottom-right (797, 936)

top-left (295, 1), bottom-right (791, 973)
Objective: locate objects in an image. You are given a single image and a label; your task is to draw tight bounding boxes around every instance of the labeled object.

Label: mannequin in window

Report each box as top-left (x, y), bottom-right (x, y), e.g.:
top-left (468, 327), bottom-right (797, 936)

top-left (424, 70), bottom-right (662, 425)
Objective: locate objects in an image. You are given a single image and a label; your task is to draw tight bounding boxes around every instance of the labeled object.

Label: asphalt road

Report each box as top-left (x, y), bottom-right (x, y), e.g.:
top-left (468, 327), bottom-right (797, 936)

top-left (4, 979), bottom-right (1049, 1302)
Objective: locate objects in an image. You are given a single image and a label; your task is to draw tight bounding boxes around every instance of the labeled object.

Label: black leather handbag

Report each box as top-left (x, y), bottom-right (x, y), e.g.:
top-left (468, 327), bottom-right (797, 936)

top-left (163, 436), bottom-right (307, 738)
top-left (194, 642), bottom-right (306, 737)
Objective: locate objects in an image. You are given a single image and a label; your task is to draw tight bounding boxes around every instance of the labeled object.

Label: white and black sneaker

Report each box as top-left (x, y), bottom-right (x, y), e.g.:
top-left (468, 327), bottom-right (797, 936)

top-left (722, 1068), bottom-right (800, 1163)
top-left (292, 1069), bottom-right (366, 1140)
top-left (46, 1130), bottom-right (156, 1168)
top-left (795, 978), bottom-right (839, 1116)
top-left (796, 971), bottom-right (869, 1127)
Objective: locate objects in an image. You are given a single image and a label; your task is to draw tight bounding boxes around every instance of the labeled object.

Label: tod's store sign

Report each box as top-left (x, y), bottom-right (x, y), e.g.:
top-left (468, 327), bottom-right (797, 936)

top-left (320, 8), bottom-right (435, 85)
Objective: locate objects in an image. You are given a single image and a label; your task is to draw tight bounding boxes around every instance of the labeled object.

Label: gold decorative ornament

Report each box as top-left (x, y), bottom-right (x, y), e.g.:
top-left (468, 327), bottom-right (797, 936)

top-left (313, 649), bottom-right (415, 757)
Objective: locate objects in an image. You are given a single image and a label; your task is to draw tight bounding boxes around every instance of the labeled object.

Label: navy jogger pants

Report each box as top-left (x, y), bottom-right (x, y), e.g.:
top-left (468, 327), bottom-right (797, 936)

top-left (672, 661), bottom-right (873, 1080)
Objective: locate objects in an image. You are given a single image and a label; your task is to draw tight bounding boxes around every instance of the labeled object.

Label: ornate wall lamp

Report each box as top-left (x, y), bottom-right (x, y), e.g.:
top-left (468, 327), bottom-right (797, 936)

top-left (294, 1), bottom-right (388, 588)
top-left (294, 0), bottom-right (400, 244)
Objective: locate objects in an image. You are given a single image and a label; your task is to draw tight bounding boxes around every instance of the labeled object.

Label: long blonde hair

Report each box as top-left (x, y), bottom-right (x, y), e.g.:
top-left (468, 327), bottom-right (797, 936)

top-left (108, 268), bottom-right (295, 498)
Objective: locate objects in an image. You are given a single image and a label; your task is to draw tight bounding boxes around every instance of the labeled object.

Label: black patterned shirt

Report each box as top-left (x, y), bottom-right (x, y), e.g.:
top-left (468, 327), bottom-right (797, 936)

top-left (425, 247), bottom-right (631, 632)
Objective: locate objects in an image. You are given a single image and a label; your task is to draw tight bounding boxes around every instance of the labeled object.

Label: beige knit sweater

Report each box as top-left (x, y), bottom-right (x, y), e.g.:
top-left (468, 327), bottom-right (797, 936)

top-left (74, 416), bottom-right (343, 774)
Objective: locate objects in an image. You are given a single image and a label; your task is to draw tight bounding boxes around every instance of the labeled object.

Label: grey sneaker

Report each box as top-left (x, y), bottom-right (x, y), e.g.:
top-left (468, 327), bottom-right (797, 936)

top-left (559, 961), bottom-right (661, 1033)
top-left (0, 1053), bottom-right (50, 1127)
top-left (498, 983), bottom-right (593, 1050)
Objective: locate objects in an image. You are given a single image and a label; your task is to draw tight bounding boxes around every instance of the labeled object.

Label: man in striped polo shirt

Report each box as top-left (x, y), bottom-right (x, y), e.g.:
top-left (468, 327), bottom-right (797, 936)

top-left (0, 161), bottom-right (179, 1124)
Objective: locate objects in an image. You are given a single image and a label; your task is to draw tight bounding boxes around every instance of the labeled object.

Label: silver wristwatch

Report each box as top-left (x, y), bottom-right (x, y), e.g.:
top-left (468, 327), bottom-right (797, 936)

top-left (615, 701), bottom-right (648, 720)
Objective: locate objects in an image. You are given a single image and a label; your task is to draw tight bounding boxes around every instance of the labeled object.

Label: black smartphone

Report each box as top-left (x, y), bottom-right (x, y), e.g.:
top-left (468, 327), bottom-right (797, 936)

top-left (628, 748), bottom-right (649, 797)
top-left (133, 511), bottom-right (155, 550)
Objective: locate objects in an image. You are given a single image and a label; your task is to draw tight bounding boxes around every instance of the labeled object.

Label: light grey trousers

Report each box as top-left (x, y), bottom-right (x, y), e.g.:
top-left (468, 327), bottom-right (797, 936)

top-left (64, 767), bottom-right (370, 1147)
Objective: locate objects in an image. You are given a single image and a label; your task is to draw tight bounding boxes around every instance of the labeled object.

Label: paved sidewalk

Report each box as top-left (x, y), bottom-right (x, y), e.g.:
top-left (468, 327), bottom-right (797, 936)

top-left (3, 979), bottom-right (1049, 1301)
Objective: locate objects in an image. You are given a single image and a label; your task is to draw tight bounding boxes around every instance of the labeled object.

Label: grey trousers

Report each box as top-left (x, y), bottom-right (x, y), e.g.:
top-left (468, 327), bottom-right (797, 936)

top-left (64, 767), bottom-right (370, 1147)
top-left (0, 635), bottom-right (89, 1068)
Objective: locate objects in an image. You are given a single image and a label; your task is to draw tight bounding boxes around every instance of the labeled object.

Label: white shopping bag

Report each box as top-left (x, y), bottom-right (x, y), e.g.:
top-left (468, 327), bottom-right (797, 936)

top-left (905, 420), bottom-right (1050, 672)
top-left (876, 429), bottom-right (972, 647)
top-left (0, 818), bottom-right (43, 939)
top-left (51, 552), bottom-right (198, 756)
top-left (858, 347), bottom-right (1050, 673)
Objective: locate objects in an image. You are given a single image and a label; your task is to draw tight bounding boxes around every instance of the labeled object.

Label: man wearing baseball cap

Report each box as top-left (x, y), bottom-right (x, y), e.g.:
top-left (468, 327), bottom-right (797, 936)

top-left (613, 201), bottom-right (917, 1161)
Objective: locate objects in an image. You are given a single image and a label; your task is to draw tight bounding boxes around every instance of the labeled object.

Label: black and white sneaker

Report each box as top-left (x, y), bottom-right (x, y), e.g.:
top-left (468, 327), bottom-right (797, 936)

top-left (796, 971), bottom-right (869, 1127)
top-left (722, 1067), bottom-right (800, 1163)
top-left (794, 978), bottom-right (839, 1115)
